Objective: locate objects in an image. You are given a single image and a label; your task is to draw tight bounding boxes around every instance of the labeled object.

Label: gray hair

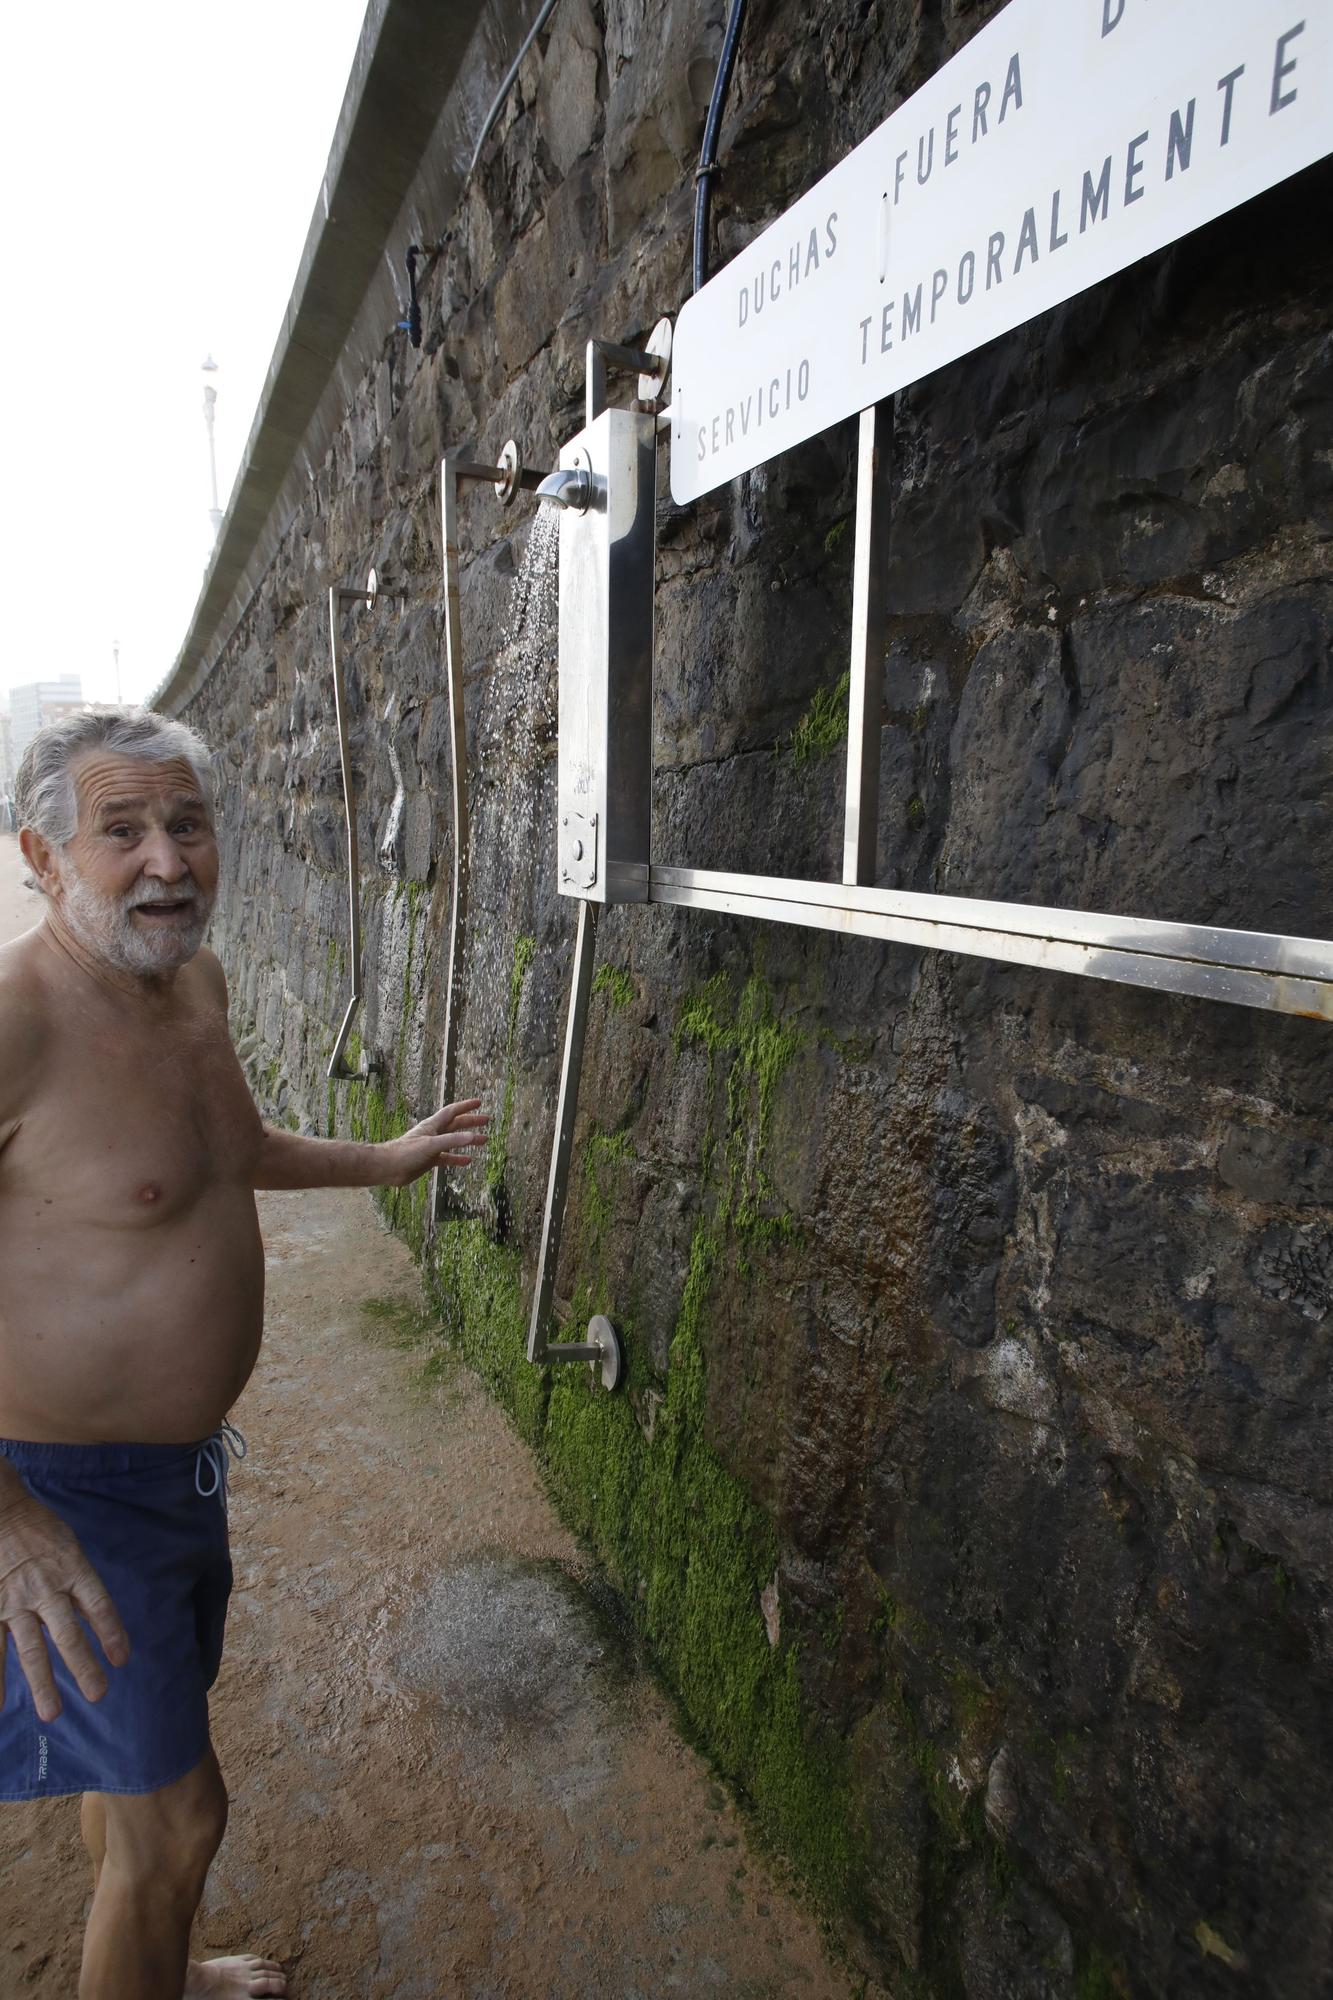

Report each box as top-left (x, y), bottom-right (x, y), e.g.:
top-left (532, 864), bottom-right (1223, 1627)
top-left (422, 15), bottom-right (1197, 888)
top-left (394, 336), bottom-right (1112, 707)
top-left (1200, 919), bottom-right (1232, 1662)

top-left (15, 706), bottom-right (216, 848)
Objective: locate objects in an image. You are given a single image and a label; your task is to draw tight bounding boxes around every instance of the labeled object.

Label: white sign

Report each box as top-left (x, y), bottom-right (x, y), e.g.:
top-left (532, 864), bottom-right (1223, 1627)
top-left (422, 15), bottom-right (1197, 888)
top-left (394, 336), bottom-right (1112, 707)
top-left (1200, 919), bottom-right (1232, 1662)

top-left (670, 1), bottom-right (1330, 504)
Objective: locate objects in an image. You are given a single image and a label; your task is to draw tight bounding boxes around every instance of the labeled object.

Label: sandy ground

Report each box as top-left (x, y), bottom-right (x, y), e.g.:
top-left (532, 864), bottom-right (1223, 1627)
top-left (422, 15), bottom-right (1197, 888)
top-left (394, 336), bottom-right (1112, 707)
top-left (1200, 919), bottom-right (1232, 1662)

top-left (0, 833), bottom-right (864, 1999)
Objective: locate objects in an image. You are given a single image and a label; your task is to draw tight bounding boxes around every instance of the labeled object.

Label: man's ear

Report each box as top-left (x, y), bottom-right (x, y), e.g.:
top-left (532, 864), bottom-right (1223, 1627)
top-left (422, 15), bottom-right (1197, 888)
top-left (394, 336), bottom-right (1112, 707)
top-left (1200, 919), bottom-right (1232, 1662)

top-left (18, 827), bottom-right (60, 900)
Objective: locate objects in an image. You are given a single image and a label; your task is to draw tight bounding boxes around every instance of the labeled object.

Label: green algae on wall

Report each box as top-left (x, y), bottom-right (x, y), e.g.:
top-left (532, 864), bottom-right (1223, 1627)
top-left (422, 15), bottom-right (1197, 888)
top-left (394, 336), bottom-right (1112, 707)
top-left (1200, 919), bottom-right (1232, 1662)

top-left (322, 882), bottom-right (439, 1256)
top-left (591, 961), bottom-right (635, 1011)
top-left (782, 669), bottom-right (851, 770)
top-left (339, 930), bottom-right (869, 1938)
top-left (1074, 1944), bottom-right (1131, 1999)
top-left (486, 934), bottom-right (536, 1199)
top-left (675, 968), bottom-right (806, 1242)
top-left (340, 1029), bottom-right (430, 1261)
top-left (579, 1127), bottom-right (633, 1297)
top-left (508, 963), bottom-right (862, 1916)
top-left (542, 1221), bottom-right (860, 1915)
top-left (427, 931), bottom-right (548, 1447)
top-left (428, 1218), bottom-right (548, 1447)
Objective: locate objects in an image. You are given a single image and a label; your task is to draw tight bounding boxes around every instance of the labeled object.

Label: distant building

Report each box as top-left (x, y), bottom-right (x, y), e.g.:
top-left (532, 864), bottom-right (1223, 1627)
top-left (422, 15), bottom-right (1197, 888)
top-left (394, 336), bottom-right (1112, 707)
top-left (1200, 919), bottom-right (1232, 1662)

top-left (0, 704), bottom-right (13, 831)
top-left (8, 676), bottom-right (85, 766)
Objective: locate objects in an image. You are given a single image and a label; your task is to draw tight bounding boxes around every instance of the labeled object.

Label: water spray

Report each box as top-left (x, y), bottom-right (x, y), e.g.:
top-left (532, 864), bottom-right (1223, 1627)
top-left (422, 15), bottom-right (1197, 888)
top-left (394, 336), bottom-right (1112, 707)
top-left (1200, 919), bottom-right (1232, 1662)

top-left (427, 326), bottom-right (674, 1394)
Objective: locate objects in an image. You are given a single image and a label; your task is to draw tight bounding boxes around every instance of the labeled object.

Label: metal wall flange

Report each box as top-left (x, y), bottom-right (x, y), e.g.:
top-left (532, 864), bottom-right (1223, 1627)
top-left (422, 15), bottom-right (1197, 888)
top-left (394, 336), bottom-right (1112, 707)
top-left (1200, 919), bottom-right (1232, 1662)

top-left (329, 1042), bottom-right (385, 1084)
top-left (586, 327), bottom-right (672, 427)
top-left (637, 317), bottom-right (673, 404)
top-left (538, 1316), bottom-right (624, 1393)
top-left (443, 442), bottom-right (544, 506)
top-left (560, 808), bottom-right (599, 891)
top-left (586, 1315), bottom-right (624, 1391)
top-left (494, 439), bottom-right (526, 507)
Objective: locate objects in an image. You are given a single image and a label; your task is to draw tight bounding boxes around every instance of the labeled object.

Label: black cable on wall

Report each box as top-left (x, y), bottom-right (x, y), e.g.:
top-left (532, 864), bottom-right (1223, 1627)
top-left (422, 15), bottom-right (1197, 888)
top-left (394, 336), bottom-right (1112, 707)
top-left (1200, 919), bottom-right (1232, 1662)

top-left (468, 0), bottom-right (562, 178)
top-left (693, 0), bottom-right (748, 294)
top-left (397, 0), bottom-right (561, 350)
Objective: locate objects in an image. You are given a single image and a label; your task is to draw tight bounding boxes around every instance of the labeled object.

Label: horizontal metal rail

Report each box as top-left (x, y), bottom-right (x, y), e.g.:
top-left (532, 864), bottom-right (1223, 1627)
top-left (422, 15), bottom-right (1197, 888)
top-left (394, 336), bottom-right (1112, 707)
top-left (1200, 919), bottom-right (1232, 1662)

top-left (647, 867), bottom-right (1333, 1021)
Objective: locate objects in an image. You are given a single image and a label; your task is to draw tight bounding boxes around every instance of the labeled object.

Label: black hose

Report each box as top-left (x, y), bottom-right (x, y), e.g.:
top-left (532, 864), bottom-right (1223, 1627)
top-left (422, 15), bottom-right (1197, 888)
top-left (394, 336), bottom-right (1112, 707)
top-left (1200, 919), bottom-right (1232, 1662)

top-left (397, 0), bottom-right (561, 349)
top-left (468, 0), bottom-right (562, 179)
top-left (405, 245), bottom-right (422, 348)
top-left (693, 0), bottom-right (748, 294)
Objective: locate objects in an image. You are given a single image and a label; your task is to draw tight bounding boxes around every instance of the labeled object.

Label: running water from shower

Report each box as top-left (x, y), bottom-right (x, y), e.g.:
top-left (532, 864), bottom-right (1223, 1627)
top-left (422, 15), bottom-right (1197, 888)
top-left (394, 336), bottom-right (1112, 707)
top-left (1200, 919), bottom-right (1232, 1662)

top-left (464, 504), bottom-right (563, 1096)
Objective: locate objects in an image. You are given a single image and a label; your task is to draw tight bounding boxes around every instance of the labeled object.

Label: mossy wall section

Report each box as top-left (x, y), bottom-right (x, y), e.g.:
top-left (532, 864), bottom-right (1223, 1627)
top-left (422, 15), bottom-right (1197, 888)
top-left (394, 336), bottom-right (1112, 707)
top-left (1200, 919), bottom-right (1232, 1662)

top-left (187, 3), bottom-right (1333, 1993)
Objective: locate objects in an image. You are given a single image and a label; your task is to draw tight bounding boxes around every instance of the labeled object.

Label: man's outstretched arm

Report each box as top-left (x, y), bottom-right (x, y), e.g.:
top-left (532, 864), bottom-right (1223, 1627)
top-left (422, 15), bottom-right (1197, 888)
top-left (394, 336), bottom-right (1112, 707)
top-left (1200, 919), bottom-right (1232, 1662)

top-left (192, 948), bottom-right (489, 1192)
top-left (253, 1100), bottom-right (490, 1190)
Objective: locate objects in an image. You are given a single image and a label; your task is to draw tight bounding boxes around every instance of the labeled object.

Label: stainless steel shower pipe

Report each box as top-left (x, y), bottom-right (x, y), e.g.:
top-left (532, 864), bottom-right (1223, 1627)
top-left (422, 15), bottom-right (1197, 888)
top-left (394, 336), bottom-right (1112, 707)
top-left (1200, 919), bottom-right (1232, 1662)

top-left (422, 431), bottom-right (629, 1384)
top-left (525, 899), bottom-right (623, 1387)
top-left (522, 334), bottom-right (671, 1390)
top-left (327, 571), bottom-right (401, 1081)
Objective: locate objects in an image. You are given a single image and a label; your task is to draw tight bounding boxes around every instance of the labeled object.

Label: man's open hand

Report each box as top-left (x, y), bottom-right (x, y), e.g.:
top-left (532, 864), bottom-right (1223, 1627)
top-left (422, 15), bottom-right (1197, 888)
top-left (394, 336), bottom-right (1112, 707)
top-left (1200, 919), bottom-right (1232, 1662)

top-left (0, 1494), bottom-right (130, 1723)
top-left (380, 1098), bottom-right (490, 1187)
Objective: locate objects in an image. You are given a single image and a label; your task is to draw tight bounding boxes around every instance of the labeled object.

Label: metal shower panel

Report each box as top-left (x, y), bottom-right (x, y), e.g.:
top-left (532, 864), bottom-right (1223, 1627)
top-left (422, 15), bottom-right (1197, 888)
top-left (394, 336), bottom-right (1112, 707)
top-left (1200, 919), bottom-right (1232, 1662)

top-left (556, 407), bottom-right (656, 906)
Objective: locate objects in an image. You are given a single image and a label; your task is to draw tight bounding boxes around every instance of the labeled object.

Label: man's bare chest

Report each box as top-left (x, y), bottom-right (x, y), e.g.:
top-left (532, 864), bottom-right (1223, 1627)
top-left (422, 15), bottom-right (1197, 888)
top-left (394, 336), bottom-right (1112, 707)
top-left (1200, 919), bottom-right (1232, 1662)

top-left (3, 1012), bottom-right (261, 1226)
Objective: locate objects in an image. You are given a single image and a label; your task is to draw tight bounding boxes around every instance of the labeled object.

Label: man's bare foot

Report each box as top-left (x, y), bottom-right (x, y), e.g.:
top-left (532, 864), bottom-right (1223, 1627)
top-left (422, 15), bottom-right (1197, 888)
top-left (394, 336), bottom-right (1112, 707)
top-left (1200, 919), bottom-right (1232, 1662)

top-left (184, 1957), bottom-right (288, 1997)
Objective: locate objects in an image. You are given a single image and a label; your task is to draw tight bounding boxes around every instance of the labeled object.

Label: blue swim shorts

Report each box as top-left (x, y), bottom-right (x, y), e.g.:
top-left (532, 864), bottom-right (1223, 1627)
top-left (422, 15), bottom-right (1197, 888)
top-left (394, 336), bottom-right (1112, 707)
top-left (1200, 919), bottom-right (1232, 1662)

top-left (0, 1437), bottom-right (234, 1801)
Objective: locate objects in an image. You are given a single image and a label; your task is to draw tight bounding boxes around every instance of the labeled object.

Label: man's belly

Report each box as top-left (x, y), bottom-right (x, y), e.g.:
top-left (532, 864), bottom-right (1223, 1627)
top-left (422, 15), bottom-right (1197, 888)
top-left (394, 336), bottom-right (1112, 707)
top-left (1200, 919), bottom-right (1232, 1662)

top-left (0, 1188), bottom-right (265, 1443)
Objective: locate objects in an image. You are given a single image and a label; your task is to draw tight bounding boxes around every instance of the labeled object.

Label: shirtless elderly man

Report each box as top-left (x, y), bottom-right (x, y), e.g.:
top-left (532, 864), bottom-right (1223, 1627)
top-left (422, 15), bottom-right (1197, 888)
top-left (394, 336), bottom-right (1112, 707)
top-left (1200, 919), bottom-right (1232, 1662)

top-left (0, 708), bottom-right (488, 1998)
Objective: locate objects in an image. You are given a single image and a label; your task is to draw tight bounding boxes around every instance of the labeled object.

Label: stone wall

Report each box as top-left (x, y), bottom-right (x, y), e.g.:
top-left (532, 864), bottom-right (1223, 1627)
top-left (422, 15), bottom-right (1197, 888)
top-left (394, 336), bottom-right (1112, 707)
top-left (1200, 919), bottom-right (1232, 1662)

top-left (184, 3), bottom-right (1333, 1993)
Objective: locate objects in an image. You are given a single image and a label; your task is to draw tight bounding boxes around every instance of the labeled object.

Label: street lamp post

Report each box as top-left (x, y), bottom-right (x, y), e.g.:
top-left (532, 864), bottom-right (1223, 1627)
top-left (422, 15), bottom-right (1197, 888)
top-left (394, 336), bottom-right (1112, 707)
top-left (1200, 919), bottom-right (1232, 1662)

top-left (202, 355), bottom-right (222, 541)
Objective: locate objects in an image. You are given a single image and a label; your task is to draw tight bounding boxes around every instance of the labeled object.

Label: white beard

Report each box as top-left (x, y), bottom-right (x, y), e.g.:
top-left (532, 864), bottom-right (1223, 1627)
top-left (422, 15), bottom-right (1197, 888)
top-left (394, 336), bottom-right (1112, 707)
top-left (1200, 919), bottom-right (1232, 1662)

top-left (59, 867), bottom-right (215, 976)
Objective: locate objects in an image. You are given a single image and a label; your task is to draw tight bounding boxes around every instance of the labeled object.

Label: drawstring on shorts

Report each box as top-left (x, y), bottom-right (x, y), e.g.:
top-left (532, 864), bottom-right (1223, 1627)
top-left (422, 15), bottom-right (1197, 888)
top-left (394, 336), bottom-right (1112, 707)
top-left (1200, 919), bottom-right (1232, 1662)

top-left (195, 1420), bottom-right (247, 1502)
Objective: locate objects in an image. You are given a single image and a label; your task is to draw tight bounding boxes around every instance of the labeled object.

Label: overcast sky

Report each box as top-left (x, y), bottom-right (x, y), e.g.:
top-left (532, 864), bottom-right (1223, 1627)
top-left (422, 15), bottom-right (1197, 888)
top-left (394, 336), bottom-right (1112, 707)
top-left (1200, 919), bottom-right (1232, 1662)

top-left (0, 0), bottom-right (369, 709)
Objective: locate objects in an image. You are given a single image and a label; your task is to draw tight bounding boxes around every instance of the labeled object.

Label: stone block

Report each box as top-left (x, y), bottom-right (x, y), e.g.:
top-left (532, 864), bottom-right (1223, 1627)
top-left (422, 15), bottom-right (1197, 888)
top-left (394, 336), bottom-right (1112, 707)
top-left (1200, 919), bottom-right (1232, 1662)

top-left (493, 160), bottom-right (606, 379)
top-left (536, 0), bottom-right (602, 179)
top-left (404, 792), bottom-right (434, 885)
top-left (846, 1701), bottom-right (931, 1973)
top-left (627, 1173), bottom-right (701, 1375)
top-left (1218, 1127), bottom-right (1333, 1208)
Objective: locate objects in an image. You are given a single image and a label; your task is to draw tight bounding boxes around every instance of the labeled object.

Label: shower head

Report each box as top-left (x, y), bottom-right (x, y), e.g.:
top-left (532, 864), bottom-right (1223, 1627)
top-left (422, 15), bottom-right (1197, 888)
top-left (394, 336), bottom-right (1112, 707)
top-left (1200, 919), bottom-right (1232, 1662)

top-left (536, 463), bottom-right (592, 513)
